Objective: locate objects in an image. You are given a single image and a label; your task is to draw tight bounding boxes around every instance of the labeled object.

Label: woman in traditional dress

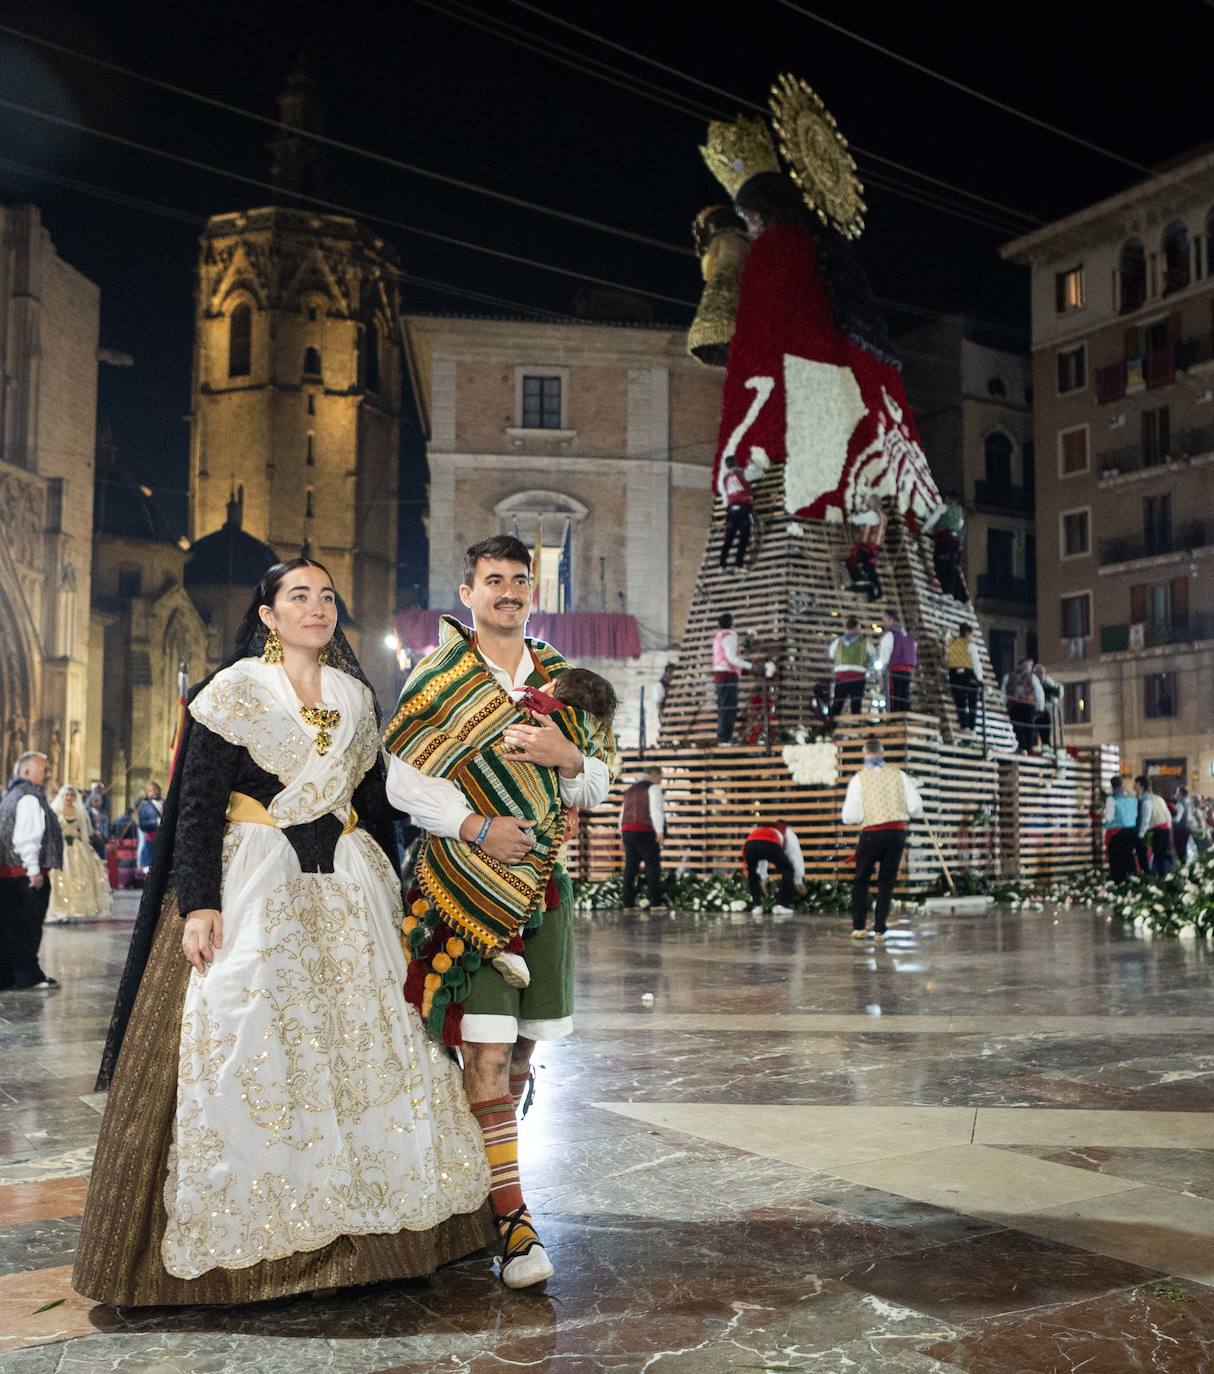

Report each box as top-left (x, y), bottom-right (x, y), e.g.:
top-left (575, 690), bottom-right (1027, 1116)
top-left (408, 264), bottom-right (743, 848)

top-left (47, 786), bottom-right (112, 923)
top-left (74, 559), bottom-right (492, 1307)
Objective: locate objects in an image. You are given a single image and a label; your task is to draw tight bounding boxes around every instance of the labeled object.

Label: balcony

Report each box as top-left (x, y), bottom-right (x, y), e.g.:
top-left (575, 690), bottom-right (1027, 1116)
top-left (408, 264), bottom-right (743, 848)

top-left (1177, 331), bottom-right (1214, 370)
top-left (976, 572), bottom-right (1035, 607)
top-left (1095, 349), bottom-right (1175, 404)
top-left (1098, 519), bottom-right (1214, 567)
top-left (973, 479), bottom-right (1033, 515)
top-left (1100, 613), bottom-right (1214, 653)
top-left (1097, 425), bottom-right (1214, 479)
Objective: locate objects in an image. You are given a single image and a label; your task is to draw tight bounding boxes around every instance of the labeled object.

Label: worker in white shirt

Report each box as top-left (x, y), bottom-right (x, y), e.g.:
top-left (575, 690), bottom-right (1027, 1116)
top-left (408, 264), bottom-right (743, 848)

top-left (841, 737), bottom-right (924, 940)
top-left (0, 752), bottom-right (63, 990)
top-left (619, 767), bottom-right (666, 911)
top-left (742, 820), bottom-right (805, 913)
top-left (717, 449), bottom-right (770, 570)
top-left (828, 616), bottom-right (871, 716)
top-left (712, 612), bottom-right (751, 746)
top-left (945, 624), bottom-right (984, 733)
top-left (875, 611), bottom-right (918, 713)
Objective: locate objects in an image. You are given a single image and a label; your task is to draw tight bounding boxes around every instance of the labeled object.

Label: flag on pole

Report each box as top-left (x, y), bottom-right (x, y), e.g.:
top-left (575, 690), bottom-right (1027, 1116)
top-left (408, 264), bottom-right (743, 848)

top-left (531, 518), bottom-right (543, 612)
top-left (557, 517), bottom-right (572, 613)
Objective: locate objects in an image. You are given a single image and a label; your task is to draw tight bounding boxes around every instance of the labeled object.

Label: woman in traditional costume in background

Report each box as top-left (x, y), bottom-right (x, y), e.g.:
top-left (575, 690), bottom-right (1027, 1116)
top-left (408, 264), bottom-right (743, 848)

top-left (47, 786), bottom-right (112, 923)
top-left (74, 559), bottom-right (492, 1307)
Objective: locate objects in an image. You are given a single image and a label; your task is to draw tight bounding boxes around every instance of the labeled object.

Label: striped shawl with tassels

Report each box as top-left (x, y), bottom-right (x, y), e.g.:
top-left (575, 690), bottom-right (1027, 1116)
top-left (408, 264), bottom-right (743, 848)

top-left (383, 616), bottom-right (598, 954)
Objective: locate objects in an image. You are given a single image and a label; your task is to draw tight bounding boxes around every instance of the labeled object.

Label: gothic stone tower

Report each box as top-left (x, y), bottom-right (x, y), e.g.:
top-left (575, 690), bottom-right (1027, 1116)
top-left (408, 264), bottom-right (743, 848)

top-left (187, 62), bottom-right (403, 661)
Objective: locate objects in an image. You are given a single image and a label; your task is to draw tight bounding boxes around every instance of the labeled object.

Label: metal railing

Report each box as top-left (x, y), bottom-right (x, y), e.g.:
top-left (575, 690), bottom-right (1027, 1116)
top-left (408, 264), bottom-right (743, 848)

top-left (973, 479), bottom-right (1033, 514)
top-left (1098, 519), bottom-right (1214, 566)
top-left (1101, 613), bottom-right (1214, 653)
top-left (975, 573), bottom-right (1035, 606)
top-left (1097, 425), bottom-right (1214, 478)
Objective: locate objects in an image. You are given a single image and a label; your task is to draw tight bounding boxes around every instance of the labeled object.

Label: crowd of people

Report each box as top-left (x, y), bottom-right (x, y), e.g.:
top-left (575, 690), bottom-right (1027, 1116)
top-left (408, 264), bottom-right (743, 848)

top-left (1103, 774), bottom-right (1209, 881)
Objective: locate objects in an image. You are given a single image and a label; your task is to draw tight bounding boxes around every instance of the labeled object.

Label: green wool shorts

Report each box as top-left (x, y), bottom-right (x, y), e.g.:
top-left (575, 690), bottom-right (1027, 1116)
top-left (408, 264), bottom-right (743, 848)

top-left (460, 895), bottom-right (574, 1044)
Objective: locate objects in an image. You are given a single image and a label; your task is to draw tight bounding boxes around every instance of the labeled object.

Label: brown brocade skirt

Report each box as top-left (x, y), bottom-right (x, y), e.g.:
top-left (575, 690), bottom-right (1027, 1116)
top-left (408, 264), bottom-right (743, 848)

top-left (71, 890), bottom-right (495, 1307)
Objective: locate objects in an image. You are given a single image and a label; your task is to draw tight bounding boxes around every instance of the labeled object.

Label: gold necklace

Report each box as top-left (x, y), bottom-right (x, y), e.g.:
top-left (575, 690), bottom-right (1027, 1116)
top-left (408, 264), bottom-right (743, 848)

top-left (299, 705), bottom-right (341, 755)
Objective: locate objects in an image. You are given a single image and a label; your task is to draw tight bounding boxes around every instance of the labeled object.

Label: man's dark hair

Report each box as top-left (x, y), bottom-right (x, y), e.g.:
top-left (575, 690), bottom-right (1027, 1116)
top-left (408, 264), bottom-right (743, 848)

top-left (462, 535), bottom-right (532, 588)
top-left (548, 667), bottom-right (618, 731)
top-left (718, 612), bottom-right (733, 629)
top-left (1110, 775), bottom-right (1124, 790)
top-left (1135, 775), bottom-right (1149, 790)
top-left (724, 454), bottom-right (739, 469)
top-left (882, 608), bottom-right (897, 622)
top-left (846, 616), bottom-right (859, 630)
top-left (863, 736), bottom-right (885, 756)
top-left (958, 623), bottom-right (970, 636)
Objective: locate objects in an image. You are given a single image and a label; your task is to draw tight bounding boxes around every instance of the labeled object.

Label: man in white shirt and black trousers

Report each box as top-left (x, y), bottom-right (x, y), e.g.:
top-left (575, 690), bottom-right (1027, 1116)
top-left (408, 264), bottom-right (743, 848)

top-left (0, 752), bottom-right (64, 990)
top-left (619, 766), bottom-right (666, 911)
top-left (841, 737), bottom-right (924, 941)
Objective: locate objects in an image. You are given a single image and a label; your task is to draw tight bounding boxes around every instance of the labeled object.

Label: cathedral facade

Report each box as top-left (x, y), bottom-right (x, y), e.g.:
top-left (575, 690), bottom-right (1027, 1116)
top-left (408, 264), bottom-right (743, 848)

top-left (0, 204), bottom-right (99, 785)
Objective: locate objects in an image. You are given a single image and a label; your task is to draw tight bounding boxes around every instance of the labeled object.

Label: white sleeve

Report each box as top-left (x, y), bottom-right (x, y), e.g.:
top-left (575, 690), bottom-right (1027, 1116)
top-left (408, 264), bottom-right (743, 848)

top-left (828, 637), bottom-right (840, 663)
top-left (877, 631), bottom-right (893, 669)
top-left (13, 795), bottom-right (45, 877)
top-left (383, 753), bottom-right (473, 840)
top-left (648, 785), bottom-right (665, 834)
top-left (1032, 679), bottom-right (1046, 710)
top-left (841, 775), bottom-right (865, 826)
top-left (850, 509), bottom-right (879, 528)
top-left (1102, 796), bottom-right (1116, 825)
top-left (744, 450), bottom-right (771, 481)
top-left (724, 631), bottom-right (751, 673)
top-left (559, 753), bottom-right (611, 810)
top-left (970, 642), bottom-right (983, 677)
top-left (902, 774), bottom-right (925, 818)
top-left (717, 467), bottom-right (729, 500)
top-left (784, 827), bottom-right (805, 884)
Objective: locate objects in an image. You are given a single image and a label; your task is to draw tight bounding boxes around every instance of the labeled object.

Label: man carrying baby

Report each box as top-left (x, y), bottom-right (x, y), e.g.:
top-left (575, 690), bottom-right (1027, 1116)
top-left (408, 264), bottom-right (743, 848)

top-left (383, 535), bottom-right (612, 1291)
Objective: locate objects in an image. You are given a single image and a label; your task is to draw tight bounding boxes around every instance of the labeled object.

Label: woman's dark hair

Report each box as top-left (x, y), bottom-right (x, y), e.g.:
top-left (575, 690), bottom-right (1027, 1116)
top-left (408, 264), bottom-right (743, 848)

top-left (735, 171), bottom-right (898, 366)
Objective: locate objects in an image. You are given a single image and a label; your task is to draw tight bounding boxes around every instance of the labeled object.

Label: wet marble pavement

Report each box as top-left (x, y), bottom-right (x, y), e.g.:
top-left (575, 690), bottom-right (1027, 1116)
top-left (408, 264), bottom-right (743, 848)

top-left (1, 905), bottom-right (1213, 1372)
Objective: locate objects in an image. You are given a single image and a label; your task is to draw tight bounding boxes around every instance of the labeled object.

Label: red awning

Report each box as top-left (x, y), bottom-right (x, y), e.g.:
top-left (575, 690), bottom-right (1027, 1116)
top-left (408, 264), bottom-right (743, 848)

top-left (394, 610), bottom-right (643, 660)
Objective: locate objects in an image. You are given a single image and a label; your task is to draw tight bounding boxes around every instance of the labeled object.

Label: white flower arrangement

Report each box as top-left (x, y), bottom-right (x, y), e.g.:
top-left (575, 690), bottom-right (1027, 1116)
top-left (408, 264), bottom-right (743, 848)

top-left (781, 740), bottom-right (838, 788)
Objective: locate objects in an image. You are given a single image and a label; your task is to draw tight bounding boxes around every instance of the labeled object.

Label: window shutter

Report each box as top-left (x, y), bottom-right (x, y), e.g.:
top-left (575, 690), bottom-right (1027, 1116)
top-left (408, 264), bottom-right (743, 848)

top-left (1170, 575), bottom-right (1189, 620)
top-left (1130, 583), bottom-right (1146, 623)
top-left (1055, 274), bottom-right (1065, 313)
top-left (1124, 327), bottom-right (1139, 360)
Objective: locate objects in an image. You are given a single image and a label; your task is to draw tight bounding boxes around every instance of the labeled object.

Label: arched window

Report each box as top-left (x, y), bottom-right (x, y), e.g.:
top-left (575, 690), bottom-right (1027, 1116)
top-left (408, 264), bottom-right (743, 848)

top-left (228, 303), bottom-right (252, 378)
top-left (303, 346), bottom-right (322, 378)
top-left (984, 431), bottom-right (1013, 489)
top-left (1163, 221), bottom-right (1190, 295)
top-left (1119, 238), bottom-right (1146, 313)
top-left (364, 321), bottom-right (381, 393)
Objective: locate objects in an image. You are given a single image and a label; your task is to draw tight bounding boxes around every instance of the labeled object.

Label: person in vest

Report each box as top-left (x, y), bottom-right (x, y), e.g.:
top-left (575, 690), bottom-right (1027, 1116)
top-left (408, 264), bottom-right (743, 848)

top-left (1103, 776), bottom-right (1139, 883)
top-left (742, 819), bottom-right (804, 913)
top-left (619, 767), bottom-right (666, 911)
top-left (841, 737), bottom-right (924, 940)
top-left (0, 751), bottom-right (64, 991)
top-left (945, 624), bottom-right (983, 733)
top-left (923, 493), bottom-right (969, 603)
top-left (1135, 775), bottom-right (1174, 876)
top-left (876, 611), bottom-right (917, 713)
top-left (717, 449), bottom-right (770, 569)
top-left (712, 612), bottom-right (751, 745)
top-left (1002, 657), bottom-right (1043, 753)
top-left (829, 617), bottom-right (871, 716)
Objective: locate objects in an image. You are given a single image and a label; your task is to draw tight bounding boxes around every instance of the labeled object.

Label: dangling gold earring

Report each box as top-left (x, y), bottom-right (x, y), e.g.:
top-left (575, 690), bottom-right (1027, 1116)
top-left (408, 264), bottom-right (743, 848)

top-left (261, 628), bottom-right (284, 665)
top-left (317, 644), bottom-right (329, 666)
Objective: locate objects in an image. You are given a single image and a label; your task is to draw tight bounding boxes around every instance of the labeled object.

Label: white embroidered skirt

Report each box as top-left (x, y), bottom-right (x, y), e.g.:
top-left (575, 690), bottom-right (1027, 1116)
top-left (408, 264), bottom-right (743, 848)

top-left (162, 822), bottom-right (488, 1279)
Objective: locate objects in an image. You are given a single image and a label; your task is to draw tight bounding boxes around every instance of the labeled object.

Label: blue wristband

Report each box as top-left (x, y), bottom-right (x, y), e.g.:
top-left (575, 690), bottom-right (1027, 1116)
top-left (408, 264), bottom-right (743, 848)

top-left (474, 817), bottom-right (492, 846)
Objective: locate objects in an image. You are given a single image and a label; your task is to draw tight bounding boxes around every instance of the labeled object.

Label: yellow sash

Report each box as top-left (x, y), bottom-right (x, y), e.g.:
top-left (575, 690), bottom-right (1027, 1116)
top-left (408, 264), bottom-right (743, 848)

top-left (225, 791), bottom-right (358, 835)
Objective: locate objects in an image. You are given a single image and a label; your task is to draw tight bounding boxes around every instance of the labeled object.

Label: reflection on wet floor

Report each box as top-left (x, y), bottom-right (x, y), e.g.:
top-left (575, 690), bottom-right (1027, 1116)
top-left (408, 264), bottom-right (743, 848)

top-left (1, 900), bottom-right (1212, 1371)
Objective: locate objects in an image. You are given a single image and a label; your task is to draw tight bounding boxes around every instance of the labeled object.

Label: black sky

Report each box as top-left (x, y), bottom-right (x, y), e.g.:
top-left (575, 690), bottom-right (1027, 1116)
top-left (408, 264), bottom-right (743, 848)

top-left (1, 0), bottom-right (1210, 551)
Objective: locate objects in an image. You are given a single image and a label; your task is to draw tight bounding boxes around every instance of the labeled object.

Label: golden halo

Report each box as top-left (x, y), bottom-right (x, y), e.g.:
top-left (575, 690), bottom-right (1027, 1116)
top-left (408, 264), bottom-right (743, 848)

top-left (768, 73), bottom-right (866, 241)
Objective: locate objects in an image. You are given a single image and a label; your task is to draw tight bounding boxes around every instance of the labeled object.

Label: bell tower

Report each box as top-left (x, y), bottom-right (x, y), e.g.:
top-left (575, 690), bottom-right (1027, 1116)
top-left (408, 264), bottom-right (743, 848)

top-left (187, 59), bottom-right (403, 663)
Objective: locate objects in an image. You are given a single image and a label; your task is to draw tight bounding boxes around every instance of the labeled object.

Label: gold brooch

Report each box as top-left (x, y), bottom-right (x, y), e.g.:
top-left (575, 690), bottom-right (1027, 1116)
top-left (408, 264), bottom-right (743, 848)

top-left (299, 705), bottom-right (341, 755)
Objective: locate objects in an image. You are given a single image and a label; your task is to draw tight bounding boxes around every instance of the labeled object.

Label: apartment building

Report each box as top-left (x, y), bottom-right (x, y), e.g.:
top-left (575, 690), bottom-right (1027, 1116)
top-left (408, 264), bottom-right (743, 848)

top-left (1003, 147), bottom-right (1214, 795)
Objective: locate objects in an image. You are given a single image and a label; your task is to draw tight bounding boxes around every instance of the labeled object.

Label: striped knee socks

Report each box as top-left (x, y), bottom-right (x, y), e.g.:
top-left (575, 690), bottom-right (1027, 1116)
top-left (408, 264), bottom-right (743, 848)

top-left (469, 1094), bottom-right (540, 1259)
